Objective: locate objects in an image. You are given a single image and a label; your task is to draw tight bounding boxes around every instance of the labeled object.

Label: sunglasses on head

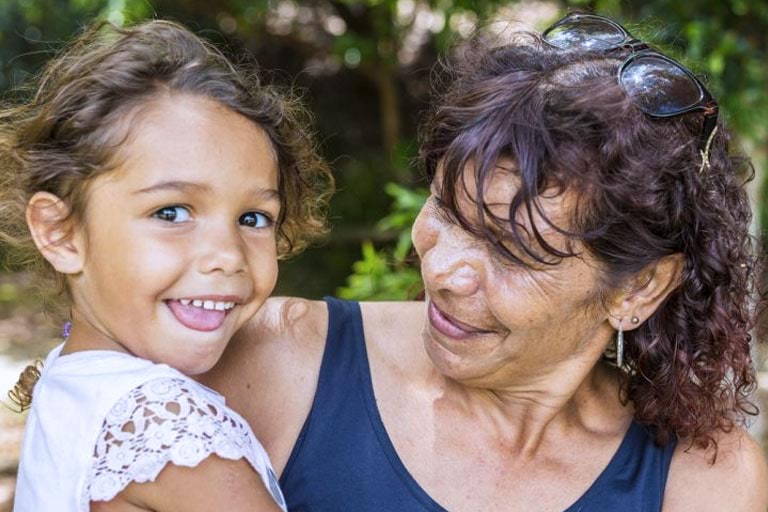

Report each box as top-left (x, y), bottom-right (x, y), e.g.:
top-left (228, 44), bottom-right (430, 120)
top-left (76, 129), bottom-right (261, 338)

top-left (542, 13), bottom-right (719, 171)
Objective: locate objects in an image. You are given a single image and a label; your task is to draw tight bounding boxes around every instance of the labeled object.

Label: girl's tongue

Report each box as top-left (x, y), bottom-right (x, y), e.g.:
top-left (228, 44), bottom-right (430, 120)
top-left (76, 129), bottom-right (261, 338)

top-left (166, 300), bottom-right (228, 332)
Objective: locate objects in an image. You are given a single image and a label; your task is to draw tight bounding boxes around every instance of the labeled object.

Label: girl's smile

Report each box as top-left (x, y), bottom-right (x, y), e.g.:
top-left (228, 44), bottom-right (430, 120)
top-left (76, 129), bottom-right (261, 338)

top-left (165, 297), bottom-right (240, 332)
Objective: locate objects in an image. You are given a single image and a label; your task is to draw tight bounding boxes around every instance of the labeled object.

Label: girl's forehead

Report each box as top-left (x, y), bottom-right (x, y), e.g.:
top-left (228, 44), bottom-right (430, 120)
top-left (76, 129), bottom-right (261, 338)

top-left (98, 95), bottom-right (279, 194)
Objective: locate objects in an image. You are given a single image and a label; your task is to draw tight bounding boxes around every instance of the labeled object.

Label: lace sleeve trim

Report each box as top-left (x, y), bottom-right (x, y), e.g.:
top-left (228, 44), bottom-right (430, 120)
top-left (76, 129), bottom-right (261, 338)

top-left (84, 377), bottom-right (265, 503)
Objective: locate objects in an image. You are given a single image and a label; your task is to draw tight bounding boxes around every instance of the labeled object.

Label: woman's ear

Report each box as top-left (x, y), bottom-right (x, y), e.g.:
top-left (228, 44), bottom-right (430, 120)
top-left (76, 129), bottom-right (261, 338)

top-left (26, 192), bottom-right (85, 275)
top-left (608, 254), bottom-right (684, 330)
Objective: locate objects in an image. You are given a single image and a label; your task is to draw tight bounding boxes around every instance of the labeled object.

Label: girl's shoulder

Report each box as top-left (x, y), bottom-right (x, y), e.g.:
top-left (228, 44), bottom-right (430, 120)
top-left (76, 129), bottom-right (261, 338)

top-left (31, 345), bottom-right (184, 418)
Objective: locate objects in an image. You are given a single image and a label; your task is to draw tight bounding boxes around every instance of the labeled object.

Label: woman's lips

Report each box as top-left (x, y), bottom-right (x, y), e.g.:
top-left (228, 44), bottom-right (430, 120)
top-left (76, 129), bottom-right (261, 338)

top-left (428, 300), bottom-right (492, 340)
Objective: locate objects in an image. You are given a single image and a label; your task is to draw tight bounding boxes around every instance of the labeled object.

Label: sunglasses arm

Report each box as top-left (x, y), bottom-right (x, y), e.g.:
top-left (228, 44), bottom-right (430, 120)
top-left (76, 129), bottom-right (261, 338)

top-left (697, 112), bottom-right (719, 173)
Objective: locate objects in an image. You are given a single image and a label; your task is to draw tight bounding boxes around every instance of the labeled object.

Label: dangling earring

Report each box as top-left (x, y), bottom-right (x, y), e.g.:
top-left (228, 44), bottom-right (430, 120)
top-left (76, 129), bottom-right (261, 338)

top-left (616, 321), bottom-right (624, 369)
top-left (62, 307), bottom-right (73, 340)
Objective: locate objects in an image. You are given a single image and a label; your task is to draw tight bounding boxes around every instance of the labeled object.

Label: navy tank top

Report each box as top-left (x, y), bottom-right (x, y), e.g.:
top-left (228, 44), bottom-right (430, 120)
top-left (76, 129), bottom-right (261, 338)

top-left (279, 297), bottom-right (677, 511)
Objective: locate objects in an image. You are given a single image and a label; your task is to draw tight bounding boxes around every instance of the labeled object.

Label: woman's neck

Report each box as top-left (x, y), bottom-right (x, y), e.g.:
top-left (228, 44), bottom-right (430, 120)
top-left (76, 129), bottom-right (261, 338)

top-left (426, 357), bottom-right (630, 459)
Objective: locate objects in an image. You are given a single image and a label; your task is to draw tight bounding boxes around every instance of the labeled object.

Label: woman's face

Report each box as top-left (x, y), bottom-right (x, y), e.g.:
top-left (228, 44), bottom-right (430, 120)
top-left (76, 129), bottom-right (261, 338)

top-left (412, 163), bottom-right (616, 387)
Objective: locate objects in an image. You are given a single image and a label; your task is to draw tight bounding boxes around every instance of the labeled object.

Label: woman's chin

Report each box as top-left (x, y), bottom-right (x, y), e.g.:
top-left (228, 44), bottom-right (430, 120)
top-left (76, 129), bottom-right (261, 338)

top-left (421, 325), bottom-right (491, 382)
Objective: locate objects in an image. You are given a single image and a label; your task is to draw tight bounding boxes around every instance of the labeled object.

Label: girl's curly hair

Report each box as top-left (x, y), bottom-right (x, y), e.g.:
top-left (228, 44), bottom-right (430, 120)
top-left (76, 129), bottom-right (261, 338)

top-left (418, 32), bottom-right (759, 459)
top-left (0, 19), bottom-right (334, 409)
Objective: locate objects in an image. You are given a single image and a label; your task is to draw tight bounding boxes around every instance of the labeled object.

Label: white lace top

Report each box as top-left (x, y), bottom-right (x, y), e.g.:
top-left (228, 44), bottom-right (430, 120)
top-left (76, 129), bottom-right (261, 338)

top-left (14, 344), bottom-right (286, 512)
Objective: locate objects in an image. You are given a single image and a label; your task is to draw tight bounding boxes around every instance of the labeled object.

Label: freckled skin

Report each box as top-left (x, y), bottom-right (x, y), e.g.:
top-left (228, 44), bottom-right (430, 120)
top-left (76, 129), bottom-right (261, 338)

top-left (62, 94), bottom-right (280, 375)
top-left (28, 93), bottom-right (287, 512)
top-left (412, 163), bottom-right (614, 388)
top-left (205, 160), bottom-right (768, 512)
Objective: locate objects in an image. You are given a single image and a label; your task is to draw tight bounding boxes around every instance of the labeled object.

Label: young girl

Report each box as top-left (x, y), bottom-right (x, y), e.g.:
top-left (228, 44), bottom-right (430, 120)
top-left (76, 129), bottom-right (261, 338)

top-left (0, 19), bottom-right (333, 511)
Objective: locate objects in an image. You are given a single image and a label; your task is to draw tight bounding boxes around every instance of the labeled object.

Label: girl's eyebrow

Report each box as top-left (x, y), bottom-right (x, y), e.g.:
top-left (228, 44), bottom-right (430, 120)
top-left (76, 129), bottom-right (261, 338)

top-left (132, 180), bottom-right (212, 195)
top-left (132, 180), bottom-right (280, 201)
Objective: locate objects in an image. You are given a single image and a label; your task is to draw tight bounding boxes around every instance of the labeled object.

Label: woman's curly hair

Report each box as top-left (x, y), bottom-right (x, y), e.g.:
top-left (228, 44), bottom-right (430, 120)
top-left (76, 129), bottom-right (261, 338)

top-left (0, 19), bottom-right (334, 409)
top-left (418, 32), bottom-right (759, 459)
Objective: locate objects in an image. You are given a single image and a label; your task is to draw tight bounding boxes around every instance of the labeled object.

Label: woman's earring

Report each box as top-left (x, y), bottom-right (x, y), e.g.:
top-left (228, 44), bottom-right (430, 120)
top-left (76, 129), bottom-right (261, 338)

top-left (616, 322), bottom-right (624, 369)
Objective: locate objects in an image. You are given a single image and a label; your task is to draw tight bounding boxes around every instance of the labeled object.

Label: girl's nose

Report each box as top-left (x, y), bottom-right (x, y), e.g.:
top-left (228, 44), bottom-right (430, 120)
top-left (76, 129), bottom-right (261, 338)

top-left (197, 222), bottom-right (247, 276)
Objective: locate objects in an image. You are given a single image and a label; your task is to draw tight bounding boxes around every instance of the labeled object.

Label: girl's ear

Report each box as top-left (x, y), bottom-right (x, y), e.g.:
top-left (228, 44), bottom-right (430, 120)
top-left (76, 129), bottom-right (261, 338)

top-left (26, 192), bottom-right (85, 275)
top-left (607, 254), bottom-right (684, 330)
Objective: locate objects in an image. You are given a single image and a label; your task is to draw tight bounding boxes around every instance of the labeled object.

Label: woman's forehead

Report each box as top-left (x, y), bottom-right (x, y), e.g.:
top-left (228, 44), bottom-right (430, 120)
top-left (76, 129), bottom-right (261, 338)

top-left (437, 158), bottom-right (575, 229)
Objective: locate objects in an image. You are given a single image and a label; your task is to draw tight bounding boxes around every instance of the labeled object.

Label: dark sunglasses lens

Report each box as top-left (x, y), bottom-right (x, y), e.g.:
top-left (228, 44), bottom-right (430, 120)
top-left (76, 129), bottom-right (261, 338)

top-left (620, 55), bottom-right (703, 115)
top-left (545, 18), bottom-right (627, 50)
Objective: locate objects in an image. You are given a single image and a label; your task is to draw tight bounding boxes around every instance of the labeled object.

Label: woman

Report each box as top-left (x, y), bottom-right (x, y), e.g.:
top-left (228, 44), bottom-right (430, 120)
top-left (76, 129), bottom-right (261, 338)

top-left (203, 13), bottom-right (768, 511)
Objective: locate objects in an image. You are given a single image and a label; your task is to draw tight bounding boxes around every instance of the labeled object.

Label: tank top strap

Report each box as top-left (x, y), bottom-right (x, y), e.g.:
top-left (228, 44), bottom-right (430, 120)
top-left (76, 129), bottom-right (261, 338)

top-left (279, 296), bottom-right (368, 483)
top-left (314, 296), bottom-right (367, 399)
top-left (566, 421), bottom-right (677, 510)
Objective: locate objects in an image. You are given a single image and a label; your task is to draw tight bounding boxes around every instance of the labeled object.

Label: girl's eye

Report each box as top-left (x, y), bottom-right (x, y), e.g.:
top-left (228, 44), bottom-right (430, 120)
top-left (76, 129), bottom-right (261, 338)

top-left (153, 206), bottom-right (192, 223)
top-left (239, 211), bottom-right (273, 229)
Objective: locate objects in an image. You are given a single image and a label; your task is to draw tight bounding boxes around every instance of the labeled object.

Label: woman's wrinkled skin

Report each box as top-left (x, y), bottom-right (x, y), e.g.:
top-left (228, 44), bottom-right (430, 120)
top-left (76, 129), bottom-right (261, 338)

top-left (202, 160), bottom-right (767, 512)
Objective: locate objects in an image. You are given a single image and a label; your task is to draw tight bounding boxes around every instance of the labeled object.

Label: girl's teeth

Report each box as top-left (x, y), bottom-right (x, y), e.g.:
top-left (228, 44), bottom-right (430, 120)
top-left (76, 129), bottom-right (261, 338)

top-left (177, 299), bottom-right (235, 311)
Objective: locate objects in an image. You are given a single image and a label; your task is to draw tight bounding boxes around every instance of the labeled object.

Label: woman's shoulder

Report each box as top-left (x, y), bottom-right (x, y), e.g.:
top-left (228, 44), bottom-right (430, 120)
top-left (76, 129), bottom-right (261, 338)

top-left (359, 300), bottom-right (427, 345)
top-left (225, 297), bottom-right (425, 360)
top-left (212, 297), bottom-right (328, 373)
top-left (199, 297), bottom-right (330, 470)
top-left (243, 296), bottom-right (329, 342)
top-left (663, 427), bottom-right (768, 512)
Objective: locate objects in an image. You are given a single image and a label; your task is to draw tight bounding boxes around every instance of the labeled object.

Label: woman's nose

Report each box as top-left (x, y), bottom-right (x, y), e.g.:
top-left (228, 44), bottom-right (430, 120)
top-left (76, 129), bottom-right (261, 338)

top-left (426, 256), bottom-right (480, 296)
top-left (416, 213), bottom-right (481, 296)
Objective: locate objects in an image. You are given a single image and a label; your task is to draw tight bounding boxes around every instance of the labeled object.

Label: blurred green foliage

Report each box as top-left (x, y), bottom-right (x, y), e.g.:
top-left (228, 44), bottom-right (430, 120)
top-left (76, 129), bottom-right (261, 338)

top-left (0, 0), bottom-right (765, 300)
top-left (338, 183), bottom-right (427, 299)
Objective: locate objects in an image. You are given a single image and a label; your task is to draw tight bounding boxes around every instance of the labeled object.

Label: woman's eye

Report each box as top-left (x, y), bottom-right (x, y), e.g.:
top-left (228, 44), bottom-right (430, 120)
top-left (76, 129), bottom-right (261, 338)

top-left (431, 194), bottom-right (458, 224)
top-left (153, 206), bottom-right (192, 223)
top-left (239, 211), bottom-right (273, 229)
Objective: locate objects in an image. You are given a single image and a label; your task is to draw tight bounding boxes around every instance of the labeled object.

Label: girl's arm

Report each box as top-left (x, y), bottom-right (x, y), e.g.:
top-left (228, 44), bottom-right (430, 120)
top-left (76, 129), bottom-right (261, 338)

top-left (86, 377), bottom-right (286, 511)
top-left (91, 455), bottom-right (282, 511)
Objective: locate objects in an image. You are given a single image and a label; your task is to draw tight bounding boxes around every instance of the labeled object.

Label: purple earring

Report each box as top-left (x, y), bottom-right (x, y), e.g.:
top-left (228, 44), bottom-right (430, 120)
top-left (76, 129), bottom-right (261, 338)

top-left (62, 321), bottom-right (72, 339)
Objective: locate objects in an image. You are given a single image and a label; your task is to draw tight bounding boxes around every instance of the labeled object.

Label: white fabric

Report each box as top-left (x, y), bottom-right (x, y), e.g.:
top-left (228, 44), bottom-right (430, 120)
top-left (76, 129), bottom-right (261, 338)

top-left (14, 344), bottom-right (286, 512)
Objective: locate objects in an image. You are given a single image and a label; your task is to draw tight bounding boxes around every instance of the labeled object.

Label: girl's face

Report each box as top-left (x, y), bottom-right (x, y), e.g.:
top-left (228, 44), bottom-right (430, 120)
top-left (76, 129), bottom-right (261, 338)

top-left (66, 94), bottom-right (280, 375)
top-left (411, 163), bottom-right (614, 388)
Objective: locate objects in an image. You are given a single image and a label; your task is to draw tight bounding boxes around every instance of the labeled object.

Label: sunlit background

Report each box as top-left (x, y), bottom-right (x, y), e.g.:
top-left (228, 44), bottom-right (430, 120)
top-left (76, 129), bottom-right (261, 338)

top-left (0, 0), bottom-right (766, 508)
